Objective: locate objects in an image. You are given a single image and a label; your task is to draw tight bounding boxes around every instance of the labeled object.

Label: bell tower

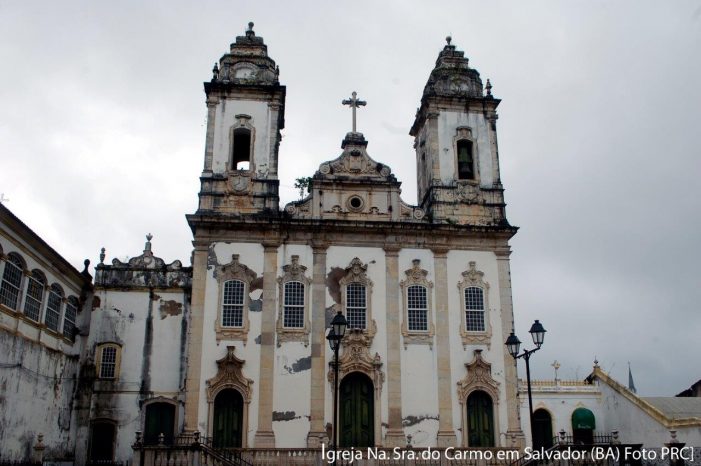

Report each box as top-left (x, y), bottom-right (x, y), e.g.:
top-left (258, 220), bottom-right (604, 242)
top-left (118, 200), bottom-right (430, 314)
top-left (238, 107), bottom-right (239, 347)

top-left (198, 22), bottom-right (286, 215)
top-left (410, 37), bottom-right (508, 227)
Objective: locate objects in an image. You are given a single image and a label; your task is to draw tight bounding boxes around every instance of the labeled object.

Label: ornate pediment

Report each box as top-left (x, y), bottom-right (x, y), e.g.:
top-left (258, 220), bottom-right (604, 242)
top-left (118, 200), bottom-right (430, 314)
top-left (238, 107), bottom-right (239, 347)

top-left (339, 257), bottom-right (372, 287)
top-left (457, 349), bottom-right (500, 403)
top-left (460, 261), bottom-right (485, 287)
top-left (217, 254), bottom-right (257, 284)
top-left (277, 255), bottom-right (309, 284)
top-left (206, 346), bottom-right (254, 402)
top-left (316, 133), bottom-right (394, 181)
top-left (328, 329), bottom-right (384, 391)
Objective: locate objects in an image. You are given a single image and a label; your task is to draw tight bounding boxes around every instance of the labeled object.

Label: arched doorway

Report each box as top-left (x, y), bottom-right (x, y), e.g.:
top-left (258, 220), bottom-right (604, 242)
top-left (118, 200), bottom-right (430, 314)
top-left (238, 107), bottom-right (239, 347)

top-left (144, 402), bottom-right (176, 445)
top-left (213, 389), bottom-right (244, 448)
top-left (571, 407), bottom-right (595, 444)
top-left (339, 372), bottom-right (374, 447)
top-left (89, 420), bottom-right (116, 461)
top-left (532, 408), bottom-right (553, 449)
top-left (466, 390), bottom-right (494, 447)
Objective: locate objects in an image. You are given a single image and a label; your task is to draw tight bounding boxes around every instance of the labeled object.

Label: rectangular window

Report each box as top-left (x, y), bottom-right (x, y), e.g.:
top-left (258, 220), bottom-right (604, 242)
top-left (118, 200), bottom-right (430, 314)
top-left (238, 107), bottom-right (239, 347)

top-left (0, 260), bottom-right (23, 310)
top-left (45, 290), bottom-right (62, 332)
top-left (222, 280), bottom-right (245, 327)
top-left (407, 285), bottom-right (428, 331)
top-left (283, 281), bottom-right (305, 328)
top-left (23, 276), bottom-right (44, 321)
top-left (99, 346), bottom-right (117, 379)
top-left (346, 283), bottom-right (366, 330)
top-left (465, 287), bottom-right (485, 332)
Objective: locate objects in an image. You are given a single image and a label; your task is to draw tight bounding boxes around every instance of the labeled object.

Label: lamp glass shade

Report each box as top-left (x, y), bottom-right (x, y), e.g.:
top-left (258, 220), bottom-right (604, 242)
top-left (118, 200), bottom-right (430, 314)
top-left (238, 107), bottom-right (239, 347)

top-left (326, 328), bottom-right (339, 351)
top-left (529, 320), bottom-right (546, 347)
top-left (505, 332), bottom-right (521, 358)
top-left (331, 311), bottom-right (348, 338)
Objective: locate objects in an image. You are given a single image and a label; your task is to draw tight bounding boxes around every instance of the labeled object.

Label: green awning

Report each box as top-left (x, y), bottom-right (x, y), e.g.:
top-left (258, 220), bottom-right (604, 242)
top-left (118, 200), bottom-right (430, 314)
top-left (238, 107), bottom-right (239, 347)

top-left (571, 407), bottom-right (596, 430)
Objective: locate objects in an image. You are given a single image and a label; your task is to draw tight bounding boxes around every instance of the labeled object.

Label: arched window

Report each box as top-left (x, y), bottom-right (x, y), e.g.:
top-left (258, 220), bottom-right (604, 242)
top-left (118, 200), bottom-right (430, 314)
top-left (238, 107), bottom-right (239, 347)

top-left (0, 253), bottom-right (25, 310)
top-left (346, 282), bottom-right (367, 330)
top-left (222, 279), bottom-right (245, 328)
top-left (44, 283), bottom-right (64, 332)
top-left (232, 128), bottom-right (251, 170)
top-left (63, 296), bottom-right (79, 340)
top-left (464, 287), bottom-right (485, 332)
top-left (283, 281), bottom-right (305, 328)
top-left (407, 285), bottom-right (428, 331)
top-left (96, 343), bottom-right (121, 379)
top-left (24, 270), bottom-right (46, 321)
top-left (457, 139), bottom-right (475, 180)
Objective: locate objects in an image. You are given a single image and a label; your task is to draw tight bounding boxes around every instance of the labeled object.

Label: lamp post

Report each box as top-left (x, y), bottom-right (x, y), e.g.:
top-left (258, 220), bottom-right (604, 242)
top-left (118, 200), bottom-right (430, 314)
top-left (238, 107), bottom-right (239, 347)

top-left (505, 319), bottom-right (546, 447)
top-left (326, 310), bottom-right (347, 462)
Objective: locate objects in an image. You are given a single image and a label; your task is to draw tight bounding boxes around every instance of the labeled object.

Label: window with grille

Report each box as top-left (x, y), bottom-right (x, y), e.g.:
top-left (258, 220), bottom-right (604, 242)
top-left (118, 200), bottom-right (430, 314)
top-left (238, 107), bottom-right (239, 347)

top-left (283, 281), bottom-right (305, 328)
top-left (63, 297), bottom-right (78, 339)
top-left (222, 280), bottom-right (245, 327)
top-left (98, 345), bottom-right (118, 379)
top-left (407, 285), bottom-right (428, 331)
top-left (23, 271), bottom-right (45, 321)
top-left (465, 287), bottom-right (485, 332)
top-left (0, 254), bottom-right (24, 310)
top-left (346, 283), bottom-right (366, 330)
top-left (45, 284), bottom-right (63, 332)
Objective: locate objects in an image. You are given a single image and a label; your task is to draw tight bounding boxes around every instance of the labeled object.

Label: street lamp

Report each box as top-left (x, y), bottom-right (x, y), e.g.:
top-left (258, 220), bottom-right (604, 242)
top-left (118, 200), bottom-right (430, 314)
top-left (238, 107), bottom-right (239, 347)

top-left (505, 319), bottom-right (547, 447)
top-left (327, 310), bottom-right (347, 459)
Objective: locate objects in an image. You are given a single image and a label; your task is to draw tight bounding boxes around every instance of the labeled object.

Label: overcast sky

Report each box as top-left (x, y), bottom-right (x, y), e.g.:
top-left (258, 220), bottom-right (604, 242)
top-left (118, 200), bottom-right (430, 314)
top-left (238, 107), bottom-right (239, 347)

top-left (1, 1), bottom-right (699, 396)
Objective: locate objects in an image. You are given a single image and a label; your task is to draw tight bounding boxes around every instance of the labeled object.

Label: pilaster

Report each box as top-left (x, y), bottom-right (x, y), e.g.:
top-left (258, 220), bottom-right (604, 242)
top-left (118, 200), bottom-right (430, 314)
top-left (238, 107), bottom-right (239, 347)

top-left (307, 242), bottom-right (329, 447)
top-left (432, 248), bottom-right (457, 446)
top-left (383, 245), bottom-right (405, 447)
top-left (183, 243), bottom-right (209, 432)
top-left (203, 96), bottom-right (218, 173)
top-left (254, 242), bottom-right (279, 447)
top-left (496, 247), bottom-right (525, 448)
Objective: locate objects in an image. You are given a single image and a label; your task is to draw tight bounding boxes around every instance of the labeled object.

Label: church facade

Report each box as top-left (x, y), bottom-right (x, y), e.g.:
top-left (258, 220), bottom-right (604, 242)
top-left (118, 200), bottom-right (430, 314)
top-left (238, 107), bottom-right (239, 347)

top-left (1, 24), bottom-right (526, 462)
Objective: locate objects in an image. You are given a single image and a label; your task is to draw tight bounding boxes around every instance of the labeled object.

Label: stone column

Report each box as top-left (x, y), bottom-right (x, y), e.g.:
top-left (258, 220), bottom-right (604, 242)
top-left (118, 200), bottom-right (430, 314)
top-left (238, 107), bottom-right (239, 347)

top-left (432, 248), bottom-right (457, 446)
top-left (307, 242), bottom-right (329, 447)
top-left (496, 247), bottom-right (525, 448)
top-left (184, 243), bottom-right (209, 431)
top-left (383, 246), bottom-right (405, 446)
top-left (254, 242), bottom-right (278, 447)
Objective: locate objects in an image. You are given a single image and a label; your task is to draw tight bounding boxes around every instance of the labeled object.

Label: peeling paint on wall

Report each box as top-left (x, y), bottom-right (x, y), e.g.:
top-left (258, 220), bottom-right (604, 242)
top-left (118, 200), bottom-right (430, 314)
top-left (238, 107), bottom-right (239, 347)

top-left (248, 298), bottom-right (262, 312)
top-left (402, 414), bottom-right (439, 427)
top-left (326, 267), bottom-right (345, 304)
top-left (159, 300), bottom-right (183, 319)
top-left (250, 277), bottom-right (263, 292)
top-left (325, 305), bottom-right (336, 327)
top-left (272, 411), bottom-right (299, 422)
top-left (207, 245), bottom-right (220, 270)
top-left (254, 334), bottom-right (261, 344)
top-left (283, 356), bottom-right (311, 374)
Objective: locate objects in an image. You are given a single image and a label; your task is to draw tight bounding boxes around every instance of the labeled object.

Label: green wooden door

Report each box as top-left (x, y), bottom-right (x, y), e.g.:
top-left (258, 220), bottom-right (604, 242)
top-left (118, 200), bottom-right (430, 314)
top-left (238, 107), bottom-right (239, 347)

top-left (340, 372), bottom-right (374, 447)
top-left (213, 389), bottom-right (243, 448)
top-left (467, 390), bottom-right (494, 447)
top-left (144, 402), bottom-right (175, 445)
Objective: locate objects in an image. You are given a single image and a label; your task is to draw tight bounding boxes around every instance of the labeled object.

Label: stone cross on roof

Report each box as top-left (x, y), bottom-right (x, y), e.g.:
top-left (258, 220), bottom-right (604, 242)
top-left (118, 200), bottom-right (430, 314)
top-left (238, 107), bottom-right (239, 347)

top-left (342, 91), bottom-right (366, 133)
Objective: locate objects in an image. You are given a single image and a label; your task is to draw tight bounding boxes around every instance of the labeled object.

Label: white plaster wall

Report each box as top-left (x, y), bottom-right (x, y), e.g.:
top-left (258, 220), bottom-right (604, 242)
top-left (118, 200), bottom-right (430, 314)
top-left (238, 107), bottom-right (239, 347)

top-left (437, 111), bottom-right (494, 186)
top-left (398, 248), bottom-right (439, 446)
top-left (520, 387), bottom-right (604, 446)
top-left (212, 100), bottom-right (272, 174)
top-left (88, 287), bottom-right (187, 462)
top-left (199, 242), bottom-right (265, 443)
top-left (446, 250), bottom-right (510, 446)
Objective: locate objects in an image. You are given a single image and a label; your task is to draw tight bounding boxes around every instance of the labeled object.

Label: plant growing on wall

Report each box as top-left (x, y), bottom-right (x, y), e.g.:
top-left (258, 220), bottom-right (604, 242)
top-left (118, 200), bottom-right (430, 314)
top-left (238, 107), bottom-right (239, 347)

top-left (294, 177), bottom-right (313, 199)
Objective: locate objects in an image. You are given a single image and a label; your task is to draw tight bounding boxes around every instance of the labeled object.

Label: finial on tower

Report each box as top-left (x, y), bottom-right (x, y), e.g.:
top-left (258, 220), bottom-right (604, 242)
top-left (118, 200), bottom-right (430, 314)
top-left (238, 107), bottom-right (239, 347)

top-left (145, 234), bottom-right (153, 253)
top-left (212, 63), bottom-right (219, 81)
top-left (246, 21), bottom-right (255, 38)
top-left (99, 247), bottom-right (106, 265)
top-left (446, 35), bottom-right (452, 45)
top-left (485, 79), bottom-right (493, 97)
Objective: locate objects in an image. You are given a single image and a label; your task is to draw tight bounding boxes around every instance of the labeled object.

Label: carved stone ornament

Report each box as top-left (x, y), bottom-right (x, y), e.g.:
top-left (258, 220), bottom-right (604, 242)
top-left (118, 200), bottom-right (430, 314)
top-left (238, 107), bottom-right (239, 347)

top-left (215, 255), bottom-right (257, 342)
top-left (455, 182), bottom-right (483, 205)
top-left (206, 346), bottom-right (254, 402)
top-left (227, 171), bottom-right (252, 195)
top-left (457, 261), bottom-right (492, 348)
top-left (327, 330), bottom-right (384, 394)
top-left (276, 255), bottom-right (311, 346)
top-left (400, 259), bottom-right (435, 348)
top-left (339, 258), bottom-right (377, 342)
